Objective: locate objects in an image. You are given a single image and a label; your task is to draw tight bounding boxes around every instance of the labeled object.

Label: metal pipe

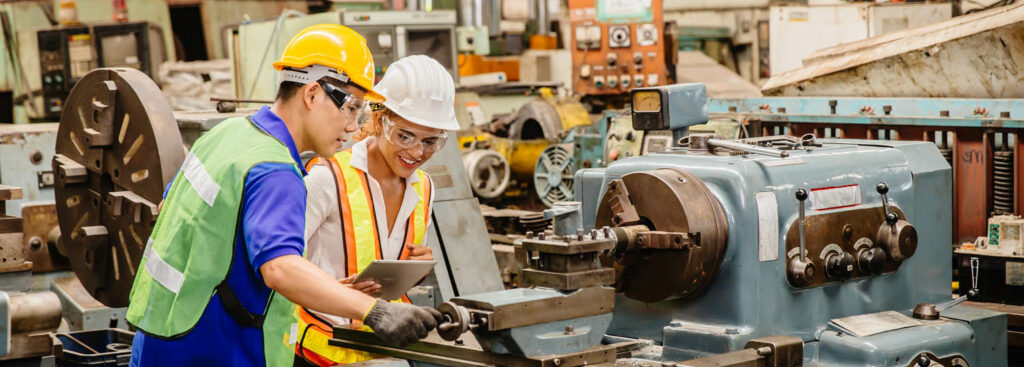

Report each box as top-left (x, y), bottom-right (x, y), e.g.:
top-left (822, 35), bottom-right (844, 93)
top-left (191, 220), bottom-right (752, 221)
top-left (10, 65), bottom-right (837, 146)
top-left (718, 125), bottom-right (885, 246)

top-left (458, 0), bottom-right (474, 26)
top-left (473, 0), bottom-right (484, 26)
top-left (9, 291), bottom-right (62, 333)
top-left (707, 138), bottom-right (790, 158)
top-left (537, 0), bottom-right (548, 36)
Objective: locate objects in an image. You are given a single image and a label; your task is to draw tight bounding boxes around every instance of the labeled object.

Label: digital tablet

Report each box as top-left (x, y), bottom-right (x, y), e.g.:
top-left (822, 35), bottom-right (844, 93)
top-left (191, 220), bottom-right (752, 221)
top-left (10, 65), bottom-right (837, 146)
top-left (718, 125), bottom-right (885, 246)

top-left (351, 260), bottom-right (436, 300)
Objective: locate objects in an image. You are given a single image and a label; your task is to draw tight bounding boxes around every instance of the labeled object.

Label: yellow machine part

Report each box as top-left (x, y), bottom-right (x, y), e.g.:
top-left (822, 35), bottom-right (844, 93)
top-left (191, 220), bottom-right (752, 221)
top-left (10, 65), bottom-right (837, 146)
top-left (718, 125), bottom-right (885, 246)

top-left (535, 88), bottom-right (592, 133)
top-left (458, 133), bottom-right (548, 180)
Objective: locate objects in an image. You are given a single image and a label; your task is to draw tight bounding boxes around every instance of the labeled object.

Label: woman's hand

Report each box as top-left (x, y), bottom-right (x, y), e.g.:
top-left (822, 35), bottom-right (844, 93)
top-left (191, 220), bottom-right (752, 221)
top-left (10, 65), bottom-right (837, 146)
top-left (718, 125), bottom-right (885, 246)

top-left (406, 244), bottom-right (433, 261)
top-left (340, 274), bottom-right (381, 295)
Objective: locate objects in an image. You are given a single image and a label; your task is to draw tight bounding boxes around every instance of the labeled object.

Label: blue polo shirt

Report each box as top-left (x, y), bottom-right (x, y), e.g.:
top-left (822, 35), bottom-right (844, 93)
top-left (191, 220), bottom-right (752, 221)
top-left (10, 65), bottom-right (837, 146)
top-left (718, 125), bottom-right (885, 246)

top-left (130, 106), bottom-right (308, 366)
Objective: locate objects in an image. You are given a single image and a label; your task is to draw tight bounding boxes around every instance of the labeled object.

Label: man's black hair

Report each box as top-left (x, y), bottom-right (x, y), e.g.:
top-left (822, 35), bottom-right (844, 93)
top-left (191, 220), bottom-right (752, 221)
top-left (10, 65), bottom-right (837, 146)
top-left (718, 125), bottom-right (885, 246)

top-left (275, 81), bottom-right (304, 101)
top-left (275, 77), bottom-right (358, 102)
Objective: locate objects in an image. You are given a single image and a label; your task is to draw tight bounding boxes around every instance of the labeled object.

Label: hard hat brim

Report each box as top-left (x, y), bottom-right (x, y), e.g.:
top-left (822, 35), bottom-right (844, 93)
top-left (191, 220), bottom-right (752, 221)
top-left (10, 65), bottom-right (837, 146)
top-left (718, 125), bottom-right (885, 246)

top-left (274, 60), bottom-right (385, 102)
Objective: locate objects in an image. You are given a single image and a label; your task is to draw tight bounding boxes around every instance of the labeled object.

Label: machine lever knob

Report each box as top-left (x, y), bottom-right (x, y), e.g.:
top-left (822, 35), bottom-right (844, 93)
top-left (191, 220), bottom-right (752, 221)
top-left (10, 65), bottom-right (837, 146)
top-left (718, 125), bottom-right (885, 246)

top-left (825, 251), bottom-right (855, 280)
top-left (876, 182), bottom-right (898, 226)
top-left (857, 247), bottom-right (887, 275)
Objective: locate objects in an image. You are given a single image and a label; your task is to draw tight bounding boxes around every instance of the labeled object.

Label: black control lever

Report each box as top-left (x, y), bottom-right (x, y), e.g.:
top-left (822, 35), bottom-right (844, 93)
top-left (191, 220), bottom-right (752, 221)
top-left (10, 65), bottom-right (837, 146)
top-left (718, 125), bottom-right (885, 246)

top-left (787, 189), bottom-right (815, 287)
top-left (874, 182), bottom-right (918, 263)
top-left (876, 183), bottom-right (899, 227)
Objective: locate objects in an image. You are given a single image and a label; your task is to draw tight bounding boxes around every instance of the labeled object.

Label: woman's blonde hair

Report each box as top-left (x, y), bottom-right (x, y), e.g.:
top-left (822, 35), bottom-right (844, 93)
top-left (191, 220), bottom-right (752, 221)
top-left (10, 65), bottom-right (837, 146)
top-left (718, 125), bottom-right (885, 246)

top-left (353, 108), bottom-right (394, 141)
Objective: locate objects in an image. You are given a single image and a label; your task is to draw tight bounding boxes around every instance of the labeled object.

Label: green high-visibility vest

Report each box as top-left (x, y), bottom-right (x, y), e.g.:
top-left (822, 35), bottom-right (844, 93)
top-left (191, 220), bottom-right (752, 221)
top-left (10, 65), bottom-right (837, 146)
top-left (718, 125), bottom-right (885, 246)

top-left (126, 116), bottom-right (301, 366)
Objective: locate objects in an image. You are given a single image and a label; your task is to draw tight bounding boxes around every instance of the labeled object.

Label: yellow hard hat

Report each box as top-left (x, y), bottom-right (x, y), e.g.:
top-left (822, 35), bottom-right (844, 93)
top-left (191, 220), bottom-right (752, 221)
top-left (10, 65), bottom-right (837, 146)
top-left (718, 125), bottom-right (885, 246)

top-left (273, 24), bottom-right (383, 101)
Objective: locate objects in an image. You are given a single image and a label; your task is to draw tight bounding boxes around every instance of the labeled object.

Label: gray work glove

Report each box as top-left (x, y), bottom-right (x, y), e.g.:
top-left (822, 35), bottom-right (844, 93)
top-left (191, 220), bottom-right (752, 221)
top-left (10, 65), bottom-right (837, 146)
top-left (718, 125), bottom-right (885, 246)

top-left (363, 300), bottom-right (443, 347)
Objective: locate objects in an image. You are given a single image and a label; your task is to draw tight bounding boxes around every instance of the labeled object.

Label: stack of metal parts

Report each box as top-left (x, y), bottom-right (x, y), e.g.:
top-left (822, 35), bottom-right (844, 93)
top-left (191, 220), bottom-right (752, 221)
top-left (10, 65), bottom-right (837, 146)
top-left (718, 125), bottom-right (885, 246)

top-left (480, 208), bottom-right (551, 236)
top-left (0, 185), bottom-right (64, 363)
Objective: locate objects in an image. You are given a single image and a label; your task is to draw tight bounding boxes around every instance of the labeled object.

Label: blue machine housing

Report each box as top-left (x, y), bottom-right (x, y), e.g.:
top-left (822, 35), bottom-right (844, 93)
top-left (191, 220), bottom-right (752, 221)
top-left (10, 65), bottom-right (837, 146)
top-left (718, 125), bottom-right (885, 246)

top-left (574, 139), bottom-right (1007, 365)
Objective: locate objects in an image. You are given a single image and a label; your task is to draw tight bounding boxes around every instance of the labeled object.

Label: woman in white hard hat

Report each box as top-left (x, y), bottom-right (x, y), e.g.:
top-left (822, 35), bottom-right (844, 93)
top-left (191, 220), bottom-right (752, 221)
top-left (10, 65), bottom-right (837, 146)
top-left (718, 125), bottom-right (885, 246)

top-left (296, 55), bottom-right (460, 366)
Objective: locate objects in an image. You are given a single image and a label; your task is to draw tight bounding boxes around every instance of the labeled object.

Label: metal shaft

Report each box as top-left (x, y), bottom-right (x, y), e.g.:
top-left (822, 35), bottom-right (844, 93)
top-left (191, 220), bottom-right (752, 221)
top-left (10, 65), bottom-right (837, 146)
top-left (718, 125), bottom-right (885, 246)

top-left (707, 138), bottom-right (790, 158)
top-left (799, 201), bottom-right (806, 261)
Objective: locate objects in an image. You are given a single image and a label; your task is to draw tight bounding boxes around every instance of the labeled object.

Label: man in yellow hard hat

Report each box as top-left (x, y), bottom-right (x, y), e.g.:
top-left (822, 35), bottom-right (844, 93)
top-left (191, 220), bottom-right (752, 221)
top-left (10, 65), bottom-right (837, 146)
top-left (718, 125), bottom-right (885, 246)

top-left (125, 24), bottom-right (442, 366)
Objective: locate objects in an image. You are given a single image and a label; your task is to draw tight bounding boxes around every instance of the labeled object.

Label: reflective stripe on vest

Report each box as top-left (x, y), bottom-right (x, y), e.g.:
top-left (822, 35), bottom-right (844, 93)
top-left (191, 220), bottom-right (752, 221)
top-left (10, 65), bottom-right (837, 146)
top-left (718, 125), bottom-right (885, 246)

top-left (125, 116), bottom-right (302, 367)
top-left (296, 149), bottom-right (432, 366)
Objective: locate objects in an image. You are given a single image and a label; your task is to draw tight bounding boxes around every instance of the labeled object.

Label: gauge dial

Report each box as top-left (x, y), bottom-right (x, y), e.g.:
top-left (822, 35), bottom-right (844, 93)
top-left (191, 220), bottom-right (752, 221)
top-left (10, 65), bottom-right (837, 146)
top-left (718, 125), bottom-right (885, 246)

top-left (633, 91), bottom-right (661, 112)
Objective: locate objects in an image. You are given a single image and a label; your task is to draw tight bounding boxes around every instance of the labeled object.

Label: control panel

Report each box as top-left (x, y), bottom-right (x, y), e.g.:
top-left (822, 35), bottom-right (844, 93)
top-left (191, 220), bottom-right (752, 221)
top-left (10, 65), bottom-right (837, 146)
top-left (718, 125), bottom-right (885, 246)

top-left (786, 183), bottom-right (918, 288)
top-left (568, 0), bottom-right (666, 96)
top-left (37, 26), bottom-right (93, 120)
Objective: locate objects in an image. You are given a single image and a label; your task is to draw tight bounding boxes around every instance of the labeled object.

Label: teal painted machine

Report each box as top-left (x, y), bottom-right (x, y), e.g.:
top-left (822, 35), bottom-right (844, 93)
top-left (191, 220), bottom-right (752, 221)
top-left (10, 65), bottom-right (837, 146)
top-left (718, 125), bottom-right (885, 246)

top-left (569, 84), bottom-right (1007, 366)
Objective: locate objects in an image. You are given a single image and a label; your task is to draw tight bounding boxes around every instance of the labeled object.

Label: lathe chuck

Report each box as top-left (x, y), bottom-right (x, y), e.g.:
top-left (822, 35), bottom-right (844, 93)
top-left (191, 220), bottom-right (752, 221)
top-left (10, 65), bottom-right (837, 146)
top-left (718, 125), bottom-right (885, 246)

top-left (595, 168), bottom-right (728, 303)
top-left (52, 68), bottom-right (185, 307)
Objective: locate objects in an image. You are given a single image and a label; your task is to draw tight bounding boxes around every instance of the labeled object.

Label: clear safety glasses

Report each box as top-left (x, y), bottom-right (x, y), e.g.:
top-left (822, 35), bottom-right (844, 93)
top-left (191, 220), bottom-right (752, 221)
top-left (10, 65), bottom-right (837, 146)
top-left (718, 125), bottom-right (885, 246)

top-left (317, 80), bottom-right (366, 121)
top-left (382, 116), bottom-right (448, 154)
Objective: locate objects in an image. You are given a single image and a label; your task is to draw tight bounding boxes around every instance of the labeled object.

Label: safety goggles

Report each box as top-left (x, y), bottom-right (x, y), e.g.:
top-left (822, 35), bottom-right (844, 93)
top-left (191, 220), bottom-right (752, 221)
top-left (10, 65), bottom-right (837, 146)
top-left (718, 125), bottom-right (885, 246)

top-left (382, 116), bottom-right (448, 154)
top-left (317, 80), bottom-right (366, 121)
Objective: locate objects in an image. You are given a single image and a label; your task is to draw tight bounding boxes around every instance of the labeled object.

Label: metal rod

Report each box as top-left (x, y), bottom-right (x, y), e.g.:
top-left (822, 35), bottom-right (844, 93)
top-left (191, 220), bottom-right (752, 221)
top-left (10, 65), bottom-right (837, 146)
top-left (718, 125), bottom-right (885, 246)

top-left (707, 138), bottom-right (790, 158)
top-left (210, 97), bottom-right (273, 104)
top-left (799, 200), bottom-right (806, 261)
top-left (537, 0), bottom-right (548, 36)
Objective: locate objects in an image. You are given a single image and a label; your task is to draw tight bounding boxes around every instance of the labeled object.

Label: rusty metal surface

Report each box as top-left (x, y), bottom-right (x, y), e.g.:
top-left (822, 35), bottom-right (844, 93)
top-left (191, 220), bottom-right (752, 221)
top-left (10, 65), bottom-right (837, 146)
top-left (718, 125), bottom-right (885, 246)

top-left (329, 327), bottom-right (633, 367)
top-left (1, 291), bottom-right (62, 360)
top-left (744, 335), bottom-right (803, 367)
top-left (634, 231), bottom-right (696, 250)
top-left (520, 268), bottom-right (616, 290)
top-left (783, 206), bottom-right (908, 288)
top-left (521, 237), bottom-right (615, 255)
top-left (452, 287), bottom-right (616, 332)
top-left (953, 131), bottom-right (991, 244)
top-left (52, 68), bottom-right (185, 307)
top-left (595, 168), bottom-right (728, 303)
top-left (0, 185), bottom-right (29, 274)
top-left (22, 203), bottom-right (68, 273)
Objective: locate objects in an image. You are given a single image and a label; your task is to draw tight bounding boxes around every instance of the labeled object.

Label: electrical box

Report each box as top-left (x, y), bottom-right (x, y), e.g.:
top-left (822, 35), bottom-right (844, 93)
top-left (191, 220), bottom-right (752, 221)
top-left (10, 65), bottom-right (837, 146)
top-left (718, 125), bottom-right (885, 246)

top-left (35, 22), bottom-right (153, 121)
top-left (568, 0), bottom-right (667, 96)
top-left (37, 26), bottom-right (92, 121)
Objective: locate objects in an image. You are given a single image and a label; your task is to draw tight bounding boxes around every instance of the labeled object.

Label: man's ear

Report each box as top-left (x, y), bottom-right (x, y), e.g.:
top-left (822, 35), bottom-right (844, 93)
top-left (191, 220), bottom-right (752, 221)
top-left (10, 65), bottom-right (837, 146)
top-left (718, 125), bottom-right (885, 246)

top-left (302, 82), bottom-right (319, 110)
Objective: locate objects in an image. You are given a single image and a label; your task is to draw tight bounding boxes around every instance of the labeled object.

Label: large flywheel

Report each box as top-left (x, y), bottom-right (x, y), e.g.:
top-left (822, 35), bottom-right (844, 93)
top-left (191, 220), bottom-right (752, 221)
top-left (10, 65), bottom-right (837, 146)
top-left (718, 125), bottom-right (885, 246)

top-left (52, 68), bottom-right (185, 307)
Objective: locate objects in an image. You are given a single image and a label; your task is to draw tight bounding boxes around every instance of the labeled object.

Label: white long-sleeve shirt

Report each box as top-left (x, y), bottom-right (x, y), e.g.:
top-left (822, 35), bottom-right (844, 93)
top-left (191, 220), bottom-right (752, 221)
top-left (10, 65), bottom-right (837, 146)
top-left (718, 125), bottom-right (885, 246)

top-left (304, 138), bottom-right (434, 325)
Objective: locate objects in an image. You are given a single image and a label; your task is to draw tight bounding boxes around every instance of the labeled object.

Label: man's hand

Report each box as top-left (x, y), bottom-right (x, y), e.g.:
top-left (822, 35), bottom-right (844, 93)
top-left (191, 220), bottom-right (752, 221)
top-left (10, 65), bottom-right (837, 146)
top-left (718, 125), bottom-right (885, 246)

top-left (340, 274), bottom-right (381, 295)
top-left (406, 244), bottom-right (433, 261)
top-left (362, 300), bottom-right (443, 347)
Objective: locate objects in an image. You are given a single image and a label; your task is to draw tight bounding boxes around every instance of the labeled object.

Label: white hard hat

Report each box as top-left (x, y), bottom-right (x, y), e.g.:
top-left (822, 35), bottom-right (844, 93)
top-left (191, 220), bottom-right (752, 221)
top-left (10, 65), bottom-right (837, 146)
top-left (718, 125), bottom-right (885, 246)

top-left (375, 55), bottom-right (459, 131)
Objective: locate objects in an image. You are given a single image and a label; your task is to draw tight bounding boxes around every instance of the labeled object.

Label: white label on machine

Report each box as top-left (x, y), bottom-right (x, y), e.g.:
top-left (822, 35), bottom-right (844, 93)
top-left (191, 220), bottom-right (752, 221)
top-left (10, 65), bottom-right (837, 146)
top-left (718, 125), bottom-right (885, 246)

top-left (466, 102), bottom-right (485, 126)
top-left (756, 192), bottom-right (779, 262)
top-left (810, 184), bottom-right (861, 211)
top-left (1006, 261), bottom-right (1024, 286)
top-left (830, 311), bottom-right (923, 337)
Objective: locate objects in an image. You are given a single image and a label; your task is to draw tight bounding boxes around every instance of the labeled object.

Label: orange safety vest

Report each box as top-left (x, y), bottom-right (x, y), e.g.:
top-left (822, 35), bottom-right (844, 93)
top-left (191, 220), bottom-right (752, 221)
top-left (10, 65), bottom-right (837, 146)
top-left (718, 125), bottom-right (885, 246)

top-left (296, 149), bottom-right (432, 366)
